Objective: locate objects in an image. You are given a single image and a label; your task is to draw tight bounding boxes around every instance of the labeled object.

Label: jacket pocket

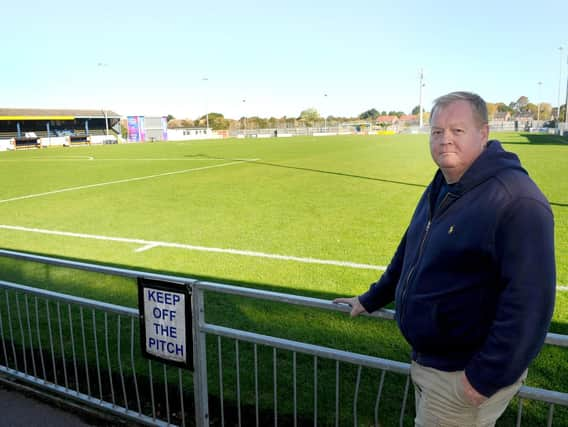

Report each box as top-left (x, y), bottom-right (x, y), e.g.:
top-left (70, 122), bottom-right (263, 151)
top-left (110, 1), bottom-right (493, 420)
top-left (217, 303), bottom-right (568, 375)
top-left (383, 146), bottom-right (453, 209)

top-left (435, 290), bottom-right (487, 350)
top-left (400, 299), bottom-right (444, 352)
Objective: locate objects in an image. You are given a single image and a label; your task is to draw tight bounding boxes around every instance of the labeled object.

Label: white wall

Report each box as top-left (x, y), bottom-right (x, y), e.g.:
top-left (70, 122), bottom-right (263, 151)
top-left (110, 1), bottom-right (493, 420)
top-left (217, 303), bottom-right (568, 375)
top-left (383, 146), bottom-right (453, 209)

top-left (0, 139), bottom-right (13, 151)
top-left (167, 128), bottom-right (222, 141)
top-left (39, 137), bottom-right (68, 147)
top-left (89, 135), bottom-right (117, 145)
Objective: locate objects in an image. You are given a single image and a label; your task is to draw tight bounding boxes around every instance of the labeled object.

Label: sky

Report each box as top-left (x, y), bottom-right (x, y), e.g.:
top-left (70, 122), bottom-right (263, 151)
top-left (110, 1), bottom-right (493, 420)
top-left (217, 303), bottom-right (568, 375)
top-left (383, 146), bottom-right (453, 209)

top-left (2, 0), bottom-right (567, 120)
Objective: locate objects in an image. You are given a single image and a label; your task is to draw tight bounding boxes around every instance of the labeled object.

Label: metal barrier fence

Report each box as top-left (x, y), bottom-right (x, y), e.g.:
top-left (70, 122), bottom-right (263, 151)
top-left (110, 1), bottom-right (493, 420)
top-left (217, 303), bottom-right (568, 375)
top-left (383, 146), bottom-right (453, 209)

top-left (0, 249), bottom-right (567, 426)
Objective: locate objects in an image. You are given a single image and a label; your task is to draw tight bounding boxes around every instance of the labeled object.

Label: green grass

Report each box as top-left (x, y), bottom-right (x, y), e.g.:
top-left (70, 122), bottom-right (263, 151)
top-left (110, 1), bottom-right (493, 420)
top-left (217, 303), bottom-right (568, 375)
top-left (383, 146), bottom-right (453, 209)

top-left (0, 132), bottom-right (566, 425)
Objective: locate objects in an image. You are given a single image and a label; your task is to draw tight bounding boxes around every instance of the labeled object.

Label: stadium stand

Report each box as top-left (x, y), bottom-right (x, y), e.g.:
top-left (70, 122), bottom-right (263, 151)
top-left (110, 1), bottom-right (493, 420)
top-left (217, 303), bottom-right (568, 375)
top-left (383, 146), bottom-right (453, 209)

top-left (0, 108), bottom-right (121, 150)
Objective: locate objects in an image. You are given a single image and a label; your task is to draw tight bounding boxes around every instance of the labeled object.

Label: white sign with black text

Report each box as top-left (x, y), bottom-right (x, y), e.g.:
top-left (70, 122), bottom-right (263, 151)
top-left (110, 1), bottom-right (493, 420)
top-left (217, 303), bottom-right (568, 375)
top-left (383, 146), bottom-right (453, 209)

top-left (138, 278), bottom-right (192, 369)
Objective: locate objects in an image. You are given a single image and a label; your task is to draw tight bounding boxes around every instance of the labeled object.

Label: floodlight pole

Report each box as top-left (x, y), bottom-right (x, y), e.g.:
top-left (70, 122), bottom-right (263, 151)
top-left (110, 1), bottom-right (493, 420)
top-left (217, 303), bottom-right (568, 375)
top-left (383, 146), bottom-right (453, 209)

top-left (323, 93), bottom-right (328, 131)
top-left (419, 68), bottom-right (425, 129)
top-left (557, 47), bottom-right (564, 131)
top-left (565, 53), bottom-right (568, 129)
top-left (537, 81), bottom-right (542, 123)
top-left (202, 77), bottom-right (209, 130)
top-left (242, 99), bottom-right (247, 137)
top-left (97, 62), bottom-right (110, 136)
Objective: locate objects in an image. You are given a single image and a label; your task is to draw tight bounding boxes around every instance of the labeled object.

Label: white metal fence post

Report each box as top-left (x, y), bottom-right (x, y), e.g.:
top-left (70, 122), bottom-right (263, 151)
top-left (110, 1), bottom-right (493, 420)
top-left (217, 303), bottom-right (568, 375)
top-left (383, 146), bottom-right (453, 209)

top-left (192, 284), bottom-right (210, 426)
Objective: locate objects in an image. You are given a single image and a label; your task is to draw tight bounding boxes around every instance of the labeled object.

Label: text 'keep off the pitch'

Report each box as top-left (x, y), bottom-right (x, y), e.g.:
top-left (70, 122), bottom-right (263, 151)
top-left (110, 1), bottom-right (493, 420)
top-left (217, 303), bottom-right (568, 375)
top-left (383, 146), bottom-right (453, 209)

top-left (140, 281), bottom-right (191, 367)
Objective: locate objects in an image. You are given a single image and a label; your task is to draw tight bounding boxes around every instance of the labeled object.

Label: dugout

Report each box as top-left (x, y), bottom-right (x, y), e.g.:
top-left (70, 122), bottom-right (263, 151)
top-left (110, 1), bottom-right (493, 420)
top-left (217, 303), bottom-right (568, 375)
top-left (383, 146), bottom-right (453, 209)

top-left (0, 108), bottom-right (121, 150)
top-left (13, 133), bottom-right (41, 150)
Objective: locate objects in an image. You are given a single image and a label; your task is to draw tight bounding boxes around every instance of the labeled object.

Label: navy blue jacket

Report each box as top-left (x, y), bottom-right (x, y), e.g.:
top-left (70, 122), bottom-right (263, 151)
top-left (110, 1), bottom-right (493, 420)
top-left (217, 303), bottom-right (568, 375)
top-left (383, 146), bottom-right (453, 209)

top-left (359, 140), bottom-right (555, 397)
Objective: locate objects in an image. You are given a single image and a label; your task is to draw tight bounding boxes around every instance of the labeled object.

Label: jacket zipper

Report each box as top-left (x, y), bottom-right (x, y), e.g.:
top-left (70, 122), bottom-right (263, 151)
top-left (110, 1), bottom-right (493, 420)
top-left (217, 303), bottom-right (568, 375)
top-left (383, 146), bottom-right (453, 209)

top-left (398, 190), bottom-right (452, 331)
top-left (397, 193), bottom-right (454, 327)
top-left (399, 221), bottom-right (431, 331)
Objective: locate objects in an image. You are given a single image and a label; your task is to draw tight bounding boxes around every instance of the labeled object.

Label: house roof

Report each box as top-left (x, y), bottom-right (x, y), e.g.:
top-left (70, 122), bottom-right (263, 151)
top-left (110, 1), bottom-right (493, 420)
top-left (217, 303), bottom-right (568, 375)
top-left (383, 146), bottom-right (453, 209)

top-left (493, 111), bottom-right (510, 120)
top-left (514, 112), bottom-right (534, 119)
top-left (399, 114), bottom-right (417, 121)
top-left (0, 108), bottom-right (121, 120)
top-left (376, 115), bottom-right (398, 123)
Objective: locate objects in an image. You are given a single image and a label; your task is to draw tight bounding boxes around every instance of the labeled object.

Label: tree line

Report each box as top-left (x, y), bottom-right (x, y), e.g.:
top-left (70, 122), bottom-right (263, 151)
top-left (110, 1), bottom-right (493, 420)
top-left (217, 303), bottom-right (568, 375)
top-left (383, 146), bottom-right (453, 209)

top-left (167, 96), bottom-right (566, 131)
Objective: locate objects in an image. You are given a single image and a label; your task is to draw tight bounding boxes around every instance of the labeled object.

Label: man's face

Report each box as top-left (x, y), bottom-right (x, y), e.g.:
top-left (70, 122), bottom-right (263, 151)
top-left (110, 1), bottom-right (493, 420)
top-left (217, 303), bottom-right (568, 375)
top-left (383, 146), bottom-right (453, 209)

top-left (429, 100), bottom-right (489, 183)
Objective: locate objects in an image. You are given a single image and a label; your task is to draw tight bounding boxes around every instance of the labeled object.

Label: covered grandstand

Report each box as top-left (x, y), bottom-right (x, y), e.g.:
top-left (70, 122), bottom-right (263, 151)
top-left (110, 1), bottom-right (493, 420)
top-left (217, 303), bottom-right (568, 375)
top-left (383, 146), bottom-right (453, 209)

top-left (0, 108), bottom-right (121, 149)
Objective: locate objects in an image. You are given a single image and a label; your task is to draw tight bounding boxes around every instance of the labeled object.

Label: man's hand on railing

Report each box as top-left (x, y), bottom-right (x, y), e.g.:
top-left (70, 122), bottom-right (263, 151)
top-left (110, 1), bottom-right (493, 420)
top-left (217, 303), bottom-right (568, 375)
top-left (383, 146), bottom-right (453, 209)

top-left (332, 296), bottom-right (367, 317)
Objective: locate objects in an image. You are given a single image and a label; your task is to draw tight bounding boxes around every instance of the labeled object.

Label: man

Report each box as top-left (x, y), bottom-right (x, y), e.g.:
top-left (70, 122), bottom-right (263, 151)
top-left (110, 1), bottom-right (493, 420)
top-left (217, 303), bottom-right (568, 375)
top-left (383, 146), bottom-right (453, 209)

top-left (334, 91), bottom-right (555, 426)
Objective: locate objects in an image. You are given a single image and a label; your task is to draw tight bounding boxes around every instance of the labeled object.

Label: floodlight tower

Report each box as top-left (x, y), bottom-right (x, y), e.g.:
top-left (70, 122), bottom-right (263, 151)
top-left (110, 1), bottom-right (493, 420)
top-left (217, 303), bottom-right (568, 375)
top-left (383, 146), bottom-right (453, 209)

top-left (97, 62), bottom-right (109, 135)
top-left (565, 52), bottom-right (568, 129)
top-left (557, 47), bottom-right (564, 129)
top-left (242, 98), bottom-right (247, 136)
top-left (202, 77), bottom-right (209, 130)
top-left (537, 81), bottom-right (542, 123)
top-left (418, 68), bottom-right (425, 129)
top-left (323, 93), bottom-right (328, 131)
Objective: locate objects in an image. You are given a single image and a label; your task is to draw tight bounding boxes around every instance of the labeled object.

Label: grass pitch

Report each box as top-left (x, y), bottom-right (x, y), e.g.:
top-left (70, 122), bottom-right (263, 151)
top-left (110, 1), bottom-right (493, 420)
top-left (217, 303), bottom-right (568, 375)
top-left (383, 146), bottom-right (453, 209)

top-left (0, 132), bottom-right (566, 425)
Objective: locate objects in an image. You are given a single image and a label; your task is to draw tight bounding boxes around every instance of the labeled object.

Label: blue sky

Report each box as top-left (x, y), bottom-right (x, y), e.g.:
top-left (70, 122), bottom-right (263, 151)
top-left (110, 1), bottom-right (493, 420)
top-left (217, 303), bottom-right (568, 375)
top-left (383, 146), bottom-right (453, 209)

top-left (2, 0), bottom-right (567, 119)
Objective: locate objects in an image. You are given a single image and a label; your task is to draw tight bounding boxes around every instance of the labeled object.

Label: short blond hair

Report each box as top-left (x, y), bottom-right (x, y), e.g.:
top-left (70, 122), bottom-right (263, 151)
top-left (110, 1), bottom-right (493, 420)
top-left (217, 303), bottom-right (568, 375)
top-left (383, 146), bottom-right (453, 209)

top-left (430, 91), bottom-right (488, 127)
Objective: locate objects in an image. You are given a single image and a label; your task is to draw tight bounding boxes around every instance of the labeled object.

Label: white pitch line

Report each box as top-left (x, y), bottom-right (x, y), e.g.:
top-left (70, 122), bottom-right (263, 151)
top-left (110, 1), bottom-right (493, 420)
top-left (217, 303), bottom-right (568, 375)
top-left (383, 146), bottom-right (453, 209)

top-left (135, 243), bottom-right (161, 253)
top-left (0, 224), bottom-right (387, 271)
top-left (0, 160), bottom-right (246, 204)
top-left (0, 224), bottom-right (565, 286)
top-left (0, 157), bottom-right (259, 162)
top-left (86, 157), bottom-right (261, 161)
top-left (0, 156), bottom-right (95, 161)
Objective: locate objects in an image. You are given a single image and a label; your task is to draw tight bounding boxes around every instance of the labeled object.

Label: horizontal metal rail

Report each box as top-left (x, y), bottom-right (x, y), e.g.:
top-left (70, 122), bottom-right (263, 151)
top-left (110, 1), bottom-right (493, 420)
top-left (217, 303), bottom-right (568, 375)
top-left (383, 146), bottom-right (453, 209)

top-left (1, 249), bottom-right (565, 346)
top-left (193, 280), bottom-right (568, 348)
top-left (202, 323), bottom-right (410, 375)
top-left (201, 322), bottom-right (568, 407)
top-left (0, 278), bottom-right (187, 426)
top-left (1, 249), bottom-right (565, 341)
top-left (0, 249), bottom-right (197, 284)
top-left (0, 279), bottom-right (137, 317)
top-left (0, 366), bottom-right (171, 427)
top-left (1, 248), bottom-right (567, 427)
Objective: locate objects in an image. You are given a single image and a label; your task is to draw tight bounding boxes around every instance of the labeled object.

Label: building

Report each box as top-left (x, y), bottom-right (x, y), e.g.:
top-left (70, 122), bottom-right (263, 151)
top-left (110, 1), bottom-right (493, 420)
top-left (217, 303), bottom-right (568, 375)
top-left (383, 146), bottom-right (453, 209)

top-left (0, 108), bottom-right (121, 150)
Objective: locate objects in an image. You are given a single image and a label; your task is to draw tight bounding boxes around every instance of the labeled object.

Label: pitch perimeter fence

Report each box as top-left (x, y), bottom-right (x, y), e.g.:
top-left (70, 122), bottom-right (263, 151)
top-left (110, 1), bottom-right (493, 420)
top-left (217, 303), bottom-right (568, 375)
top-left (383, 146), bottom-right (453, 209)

top-left (0, 249), bottom-right (566, 426)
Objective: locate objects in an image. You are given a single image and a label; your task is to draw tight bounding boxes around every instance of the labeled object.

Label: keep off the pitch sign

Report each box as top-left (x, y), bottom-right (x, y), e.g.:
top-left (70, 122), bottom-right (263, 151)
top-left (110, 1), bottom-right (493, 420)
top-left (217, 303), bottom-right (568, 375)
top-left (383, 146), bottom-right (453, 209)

top-left (138, 278), bottom-right (193, 370)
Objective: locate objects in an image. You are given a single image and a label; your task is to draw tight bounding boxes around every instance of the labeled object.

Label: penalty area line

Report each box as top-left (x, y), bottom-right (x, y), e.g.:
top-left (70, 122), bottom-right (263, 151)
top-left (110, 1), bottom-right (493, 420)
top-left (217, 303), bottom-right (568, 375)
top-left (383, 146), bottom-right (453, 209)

top-left (0, 224), bottom-right (387, 271)
top-left (0, 160), bottom-right (246, 204)
top-left (135, 243), bottom-right (161, 253)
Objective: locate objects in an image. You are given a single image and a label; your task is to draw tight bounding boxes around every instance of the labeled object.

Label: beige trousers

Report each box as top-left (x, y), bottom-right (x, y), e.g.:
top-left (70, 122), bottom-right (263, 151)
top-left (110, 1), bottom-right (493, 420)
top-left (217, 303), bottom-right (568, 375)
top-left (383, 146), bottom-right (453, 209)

top-left (410, 361), bottom-right (526, 427)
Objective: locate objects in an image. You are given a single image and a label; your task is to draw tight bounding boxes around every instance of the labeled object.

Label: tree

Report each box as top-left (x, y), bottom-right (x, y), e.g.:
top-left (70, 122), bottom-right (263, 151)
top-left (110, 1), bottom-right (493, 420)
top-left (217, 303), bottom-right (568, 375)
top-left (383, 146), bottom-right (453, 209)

top-left (299, 108), bottom-right (320, 127)
top-left (496, 103), bottom-right (513, 113)
top-left (411, 105), bottom-right (420, 115)
top-left (285, 117), bottom-right (297, 128)
top-left (537, 103), bottom-right (552, 120)
top-left (256, 117), bottom-right (269, 129)
top-left (486, 102), bottom-right (497, 119)
top-left (562, 104), bottom-right (567, 122)
top-left (167, 114), bottom-right (175, 122)
top-left (195, 112), bottom-right (229, 130)
top-left (526, 103), bottom-right (538, 117)
top-left (516, 96), bottom-right (529, 112)
top-left (509, 96), bottom-right (529, 113)
top-left (359, 108), bottom-right (379, 120)
top-left (389, 111), bottom-right (404, 117)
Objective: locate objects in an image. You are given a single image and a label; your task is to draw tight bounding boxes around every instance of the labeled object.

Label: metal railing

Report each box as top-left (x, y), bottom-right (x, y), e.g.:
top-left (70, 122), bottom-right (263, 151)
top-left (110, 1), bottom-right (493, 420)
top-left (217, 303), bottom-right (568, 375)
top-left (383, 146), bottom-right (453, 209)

top-left (0, 249), bottom-right (567, 426)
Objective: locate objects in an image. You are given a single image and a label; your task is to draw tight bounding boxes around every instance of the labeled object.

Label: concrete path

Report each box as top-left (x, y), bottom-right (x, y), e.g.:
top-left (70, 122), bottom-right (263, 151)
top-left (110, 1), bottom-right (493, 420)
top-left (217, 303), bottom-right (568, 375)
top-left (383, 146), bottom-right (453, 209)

top-left (0, 383), bottom-right (109, 427)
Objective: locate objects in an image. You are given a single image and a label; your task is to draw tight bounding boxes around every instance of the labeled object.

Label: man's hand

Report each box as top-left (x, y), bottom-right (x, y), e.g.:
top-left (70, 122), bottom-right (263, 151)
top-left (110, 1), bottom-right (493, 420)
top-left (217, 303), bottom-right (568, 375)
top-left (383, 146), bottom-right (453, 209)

top-left (332, 296), bottom-right (367, 317)
top-left (460, 372), bottom-right (488, 407)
